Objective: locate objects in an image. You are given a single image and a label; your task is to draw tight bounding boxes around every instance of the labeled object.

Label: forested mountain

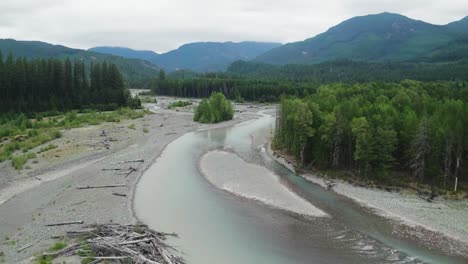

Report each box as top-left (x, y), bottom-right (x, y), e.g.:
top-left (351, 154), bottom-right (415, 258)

top-left (446, 16), bottom-right (468, 34)
top-left (0, 39), bottom-right (160, 85)
top-left (89, 46), bottom-right (160, 62)
top-left (89, 41), bottom-right (281, 72)
top-left (227, 59), bottom-right (468, 83)
top-left (255, 13), bottom-right (468, 65)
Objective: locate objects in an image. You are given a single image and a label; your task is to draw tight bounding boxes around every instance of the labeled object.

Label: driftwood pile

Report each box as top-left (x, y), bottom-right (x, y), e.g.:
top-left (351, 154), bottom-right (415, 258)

top-left (43, 224), bottom-right (184, 264)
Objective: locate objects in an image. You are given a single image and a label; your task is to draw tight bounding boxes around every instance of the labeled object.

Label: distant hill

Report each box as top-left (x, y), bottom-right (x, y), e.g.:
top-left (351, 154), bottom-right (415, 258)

top-left (89, 41), bottom-right (282, 72)
top-left (255, 13), bottom-right (468, 65)
top-left (89, 46), bottom-right (160, 62)
top-left (446, 16), bottom-right (468, 34)
top-left (0, 39), bottom-right (160, 85)
top-left (227, 59), bottom-right (468, 83)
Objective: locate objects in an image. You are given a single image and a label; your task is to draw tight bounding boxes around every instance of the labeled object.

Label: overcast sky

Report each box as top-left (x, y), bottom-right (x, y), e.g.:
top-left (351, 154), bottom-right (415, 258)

top-left (0, 0), bottom-right (467, 53)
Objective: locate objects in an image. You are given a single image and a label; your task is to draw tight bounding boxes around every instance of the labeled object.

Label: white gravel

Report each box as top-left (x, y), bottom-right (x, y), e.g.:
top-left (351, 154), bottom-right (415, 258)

top-left (200, 150), bottom-right (328, 217)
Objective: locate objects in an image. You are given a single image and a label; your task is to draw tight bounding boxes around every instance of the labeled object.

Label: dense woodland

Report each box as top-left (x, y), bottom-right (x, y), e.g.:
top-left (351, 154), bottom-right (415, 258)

top-left (0, 52), bottom-right (138, 113)
top-left (227, 60), bottom-right (468, 83)
top-left (145, 77), bottom-right (317, 102)
top-left (273, 81), bottom-right (467, 191)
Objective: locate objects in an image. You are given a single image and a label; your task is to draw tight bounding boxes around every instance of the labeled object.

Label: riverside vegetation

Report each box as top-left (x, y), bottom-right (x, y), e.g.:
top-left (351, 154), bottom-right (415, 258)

top-left (273, 81), bottom-right (467, 195)
top-left (193, 92), bottom-right (234, 123)
top-left (0, 108), bottom-right (146, 169)
top-left (0, 53), bottom-right (145, 170)
top-left (142, 68), bottom-right (467, 195)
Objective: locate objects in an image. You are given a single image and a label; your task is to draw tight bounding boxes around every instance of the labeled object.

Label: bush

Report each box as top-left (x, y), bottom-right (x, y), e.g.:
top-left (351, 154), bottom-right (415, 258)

top-left (49, 241), bottom-right (67, 251)
top-left (193, 92), bottom-right (234, 123)
top-left (12, 152), bottom-right (36, 170)
top-left (168, 100), bottom-right (192, 109)
top-left (38, 144), bottom-right (57, 154)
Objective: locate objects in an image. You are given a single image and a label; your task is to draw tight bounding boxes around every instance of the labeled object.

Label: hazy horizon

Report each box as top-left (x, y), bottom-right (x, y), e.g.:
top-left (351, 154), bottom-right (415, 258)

top-left (0, 0), bottom-right (467, 53)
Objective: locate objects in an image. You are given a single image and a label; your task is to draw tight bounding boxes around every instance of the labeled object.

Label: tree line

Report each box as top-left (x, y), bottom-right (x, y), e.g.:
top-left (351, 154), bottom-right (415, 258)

top-left (227, 60), bottom-right (468, 83)
top-left (0, 52), bottom-right (138, 113)
top-left (273, 80), bottom-right (467, 191)
top-left (144, 78), bottom-right (318, 102)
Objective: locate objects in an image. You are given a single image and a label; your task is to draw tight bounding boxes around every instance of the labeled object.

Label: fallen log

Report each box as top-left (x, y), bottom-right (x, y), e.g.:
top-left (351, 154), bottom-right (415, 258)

top-left (125, 167), bottom-right (138, 177)
top-left (17, 238), bottom-right (43, 252)
top-left (46, 220), bottom-right (84, 226)
top-left (120, 159), bottom-right (144, 164)
top-left (77, 184), bottom-right (126, 190)
top-left (112, 193), bottom-right (127, 197)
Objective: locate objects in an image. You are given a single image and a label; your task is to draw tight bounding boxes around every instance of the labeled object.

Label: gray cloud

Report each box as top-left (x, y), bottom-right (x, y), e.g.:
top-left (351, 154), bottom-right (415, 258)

top-left (0, 0), bottom-right (466, 52)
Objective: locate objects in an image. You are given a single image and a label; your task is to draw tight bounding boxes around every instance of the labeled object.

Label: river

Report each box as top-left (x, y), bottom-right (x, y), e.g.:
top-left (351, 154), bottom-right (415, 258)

top-left (134, 112), bottom-right (465, 264)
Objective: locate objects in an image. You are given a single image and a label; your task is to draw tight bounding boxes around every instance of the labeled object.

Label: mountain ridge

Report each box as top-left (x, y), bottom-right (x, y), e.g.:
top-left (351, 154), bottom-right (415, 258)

top-left (89, 41), bottom-right (282, 72)
top-left (255, 12), bottom-right (468, 65)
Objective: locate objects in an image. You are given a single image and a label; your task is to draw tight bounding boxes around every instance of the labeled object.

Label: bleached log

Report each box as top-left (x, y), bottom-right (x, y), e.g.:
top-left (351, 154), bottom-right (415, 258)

top-left (46, 220), bottom-right (84, 226)
top-left (76, 184), bottom-right (126, 189)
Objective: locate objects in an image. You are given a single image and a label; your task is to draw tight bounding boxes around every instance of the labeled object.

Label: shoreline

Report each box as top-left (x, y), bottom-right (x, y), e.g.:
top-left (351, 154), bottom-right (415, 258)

top-left (129, 109), bottom-right (264, 227)
top-left (266, 142), bottom-right (468, 258)
top-left (0, 99), bottom-right (267, 264)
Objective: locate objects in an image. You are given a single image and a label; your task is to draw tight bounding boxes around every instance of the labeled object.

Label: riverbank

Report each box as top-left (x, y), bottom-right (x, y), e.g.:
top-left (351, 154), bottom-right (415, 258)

top-left (0, 98), bottom-right (265, 263)
top-left (266, 143), bottom-right (468, 258)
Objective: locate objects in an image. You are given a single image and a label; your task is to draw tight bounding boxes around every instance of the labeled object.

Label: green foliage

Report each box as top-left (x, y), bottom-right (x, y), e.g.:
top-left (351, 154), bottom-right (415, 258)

top-left (167, 100), bottom-right (192, 109)
top-left (143, 128), bottom-right (149, 133)
top-left (274, 81), bottom-right (467, 190)
top-left (193, 93), bottom-right (234, 123)
top-left (0, 39), bottom-right (160, 86)
top-left (36, 256), bottom-right (53, 264)
top-left (146, 77), bottom-right (317, 102)
top-left (228, 59), bottom-right (468, 83)
top-left (0, 108), bottom-right (146, 168)
top-left (49, 241), bottom-right (67, 251)
top-left (12, 152), bottom-right (36, 170)
top-left (0, 53), bottom-right (140, 113)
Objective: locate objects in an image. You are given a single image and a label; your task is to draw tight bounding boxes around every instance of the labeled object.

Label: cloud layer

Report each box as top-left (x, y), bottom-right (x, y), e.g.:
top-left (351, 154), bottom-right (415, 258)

top-left (0, 0), bottom-right (466, 52)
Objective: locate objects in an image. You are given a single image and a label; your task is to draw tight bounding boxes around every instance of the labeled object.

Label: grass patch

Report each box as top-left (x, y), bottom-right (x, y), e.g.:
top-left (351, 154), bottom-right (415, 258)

top-left (78, 243), bottom-right (96, 264)
top-left (35, 255), bottom-right (53, 264)
top-left (168, 100), bottom-right (192, 109)
top-left (38, 144), bottom-right (58, 154)
top-left (49, 241), bottom-right (67, 251)
top-left (12, 152), bottom-right (36, 170)
top-left (0, 108), bottom-right (146, 169)
top-left (128, 124), bottom-right (136, 130)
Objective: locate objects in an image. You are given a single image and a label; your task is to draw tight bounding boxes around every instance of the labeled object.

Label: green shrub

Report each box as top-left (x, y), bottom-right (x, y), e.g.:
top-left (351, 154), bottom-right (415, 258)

top-left (12, 153), bottom-right (36, 170)
top-left (168, 100), bottom-right (192, 109)
top-left (38, 144), bottom-right (57, 154)
top-left (35, 255), bottom-right (53, 264)
top-left (194, 93), bottom-right (234, 123)
top-left (49, 241), bottom-right (67, 251)
top-left (143, 128), bottom-right (149, 133)
top-left (52, 130), bottom-right (62, 139)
